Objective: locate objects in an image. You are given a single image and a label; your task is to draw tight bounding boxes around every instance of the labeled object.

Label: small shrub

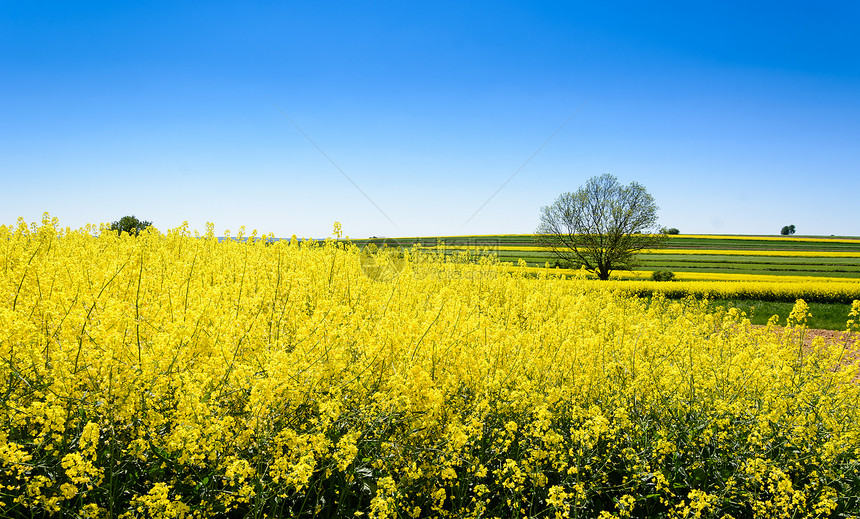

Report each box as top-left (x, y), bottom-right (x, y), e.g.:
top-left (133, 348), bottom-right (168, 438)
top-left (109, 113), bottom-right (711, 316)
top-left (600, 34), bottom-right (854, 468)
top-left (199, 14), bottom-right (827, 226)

top-left (651, 270), bottom-right (676, 282)
top-left (666, 228), bottom-right (680, 235)
top-left (552, 259), bottom-right (577, 269)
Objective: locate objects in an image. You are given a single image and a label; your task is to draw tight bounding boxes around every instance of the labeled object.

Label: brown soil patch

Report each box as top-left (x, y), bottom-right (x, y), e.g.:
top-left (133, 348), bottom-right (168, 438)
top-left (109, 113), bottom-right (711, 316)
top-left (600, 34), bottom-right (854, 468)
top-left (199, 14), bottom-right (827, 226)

top-left (751, 325), bottom-right (860, 370)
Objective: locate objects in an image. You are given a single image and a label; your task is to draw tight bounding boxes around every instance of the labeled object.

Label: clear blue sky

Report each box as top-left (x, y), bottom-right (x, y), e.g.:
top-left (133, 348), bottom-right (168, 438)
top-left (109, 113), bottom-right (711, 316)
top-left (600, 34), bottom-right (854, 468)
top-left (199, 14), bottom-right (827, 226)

top-left (3, 1), bottom-right (859, 238)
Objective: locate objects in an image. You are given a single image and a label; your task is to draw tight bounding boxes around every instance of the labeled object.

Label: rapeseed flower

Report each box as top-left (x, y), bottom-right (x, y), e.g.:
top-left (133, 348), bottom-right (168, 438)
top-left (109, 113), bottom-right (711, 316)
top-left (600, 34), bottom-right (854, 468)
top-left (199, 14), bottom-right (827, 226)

top-left (0, 216), bottom-right (858, 517)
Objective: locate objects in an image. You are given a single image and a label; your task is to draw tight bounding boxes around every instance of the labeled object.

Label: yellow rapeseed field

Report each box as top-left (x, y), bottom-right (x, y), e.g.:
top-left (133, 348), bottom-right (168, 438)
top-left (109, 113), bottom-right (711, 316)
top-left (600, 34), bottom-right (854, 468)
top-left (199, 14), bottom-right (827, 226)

top-left (507, 266), bottom-right (860, 302)
top-left (2, 216), bottom-right (859, 518)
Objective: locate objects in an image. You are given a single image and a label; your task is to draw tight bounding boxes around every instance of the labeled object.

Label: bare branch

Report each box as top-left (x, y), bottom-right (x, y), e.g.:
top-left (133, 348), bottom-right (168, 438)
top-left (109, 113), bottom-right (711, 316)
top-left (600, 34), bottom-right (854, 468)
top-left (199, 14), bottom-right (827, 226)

top-left (535, 174), bottom-right (665, 279)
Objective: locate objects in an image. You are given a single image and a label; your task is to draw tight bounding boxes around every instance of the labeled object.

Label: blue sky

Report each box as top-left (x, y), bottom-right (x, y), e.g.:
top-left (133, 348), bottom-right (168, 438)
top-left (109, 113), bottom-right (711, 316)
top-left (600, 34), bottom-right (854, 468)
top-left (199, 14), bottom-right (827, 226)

top-left (2, 1), bottom-right (859, 238)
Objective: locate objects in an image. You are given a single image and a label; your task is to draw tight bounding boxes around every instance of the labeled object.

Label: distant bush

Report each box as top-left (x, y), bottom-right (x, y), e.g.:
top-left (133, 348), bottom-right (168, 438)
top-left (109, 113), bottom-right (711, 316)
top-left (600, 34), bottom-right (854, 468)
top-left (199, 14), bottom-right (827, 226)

top-left (651, 270), bottom-right (676, 282)
top-left (780, 225), bottom-right (796, 236)
top-left (552, 259), bottom-right (580, 269)
top-left (110, 215), bottom-right (152, 236)
top-left (666, 228), bottom-right (680, 235)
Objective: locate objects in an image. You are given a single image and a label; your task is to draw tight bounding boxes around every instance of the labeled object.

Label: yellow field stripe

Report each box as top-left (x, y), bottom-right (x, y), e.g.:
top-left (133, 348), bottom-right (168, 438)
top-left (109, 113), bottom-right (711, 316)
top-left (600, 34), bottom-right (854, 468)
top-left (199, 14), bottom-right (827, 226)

top-left (397, 234), bottom-right (860, 244)
top-left (643, 271), bottom-right (860, 283)
top-left (508, 265), bottom-right (860, 283)
top-left (422, 244), bottom-right (860, 258)
top-left (671, 234), bottom-right (860, 244)
top-left (642, 249), bottom-right (860, 258)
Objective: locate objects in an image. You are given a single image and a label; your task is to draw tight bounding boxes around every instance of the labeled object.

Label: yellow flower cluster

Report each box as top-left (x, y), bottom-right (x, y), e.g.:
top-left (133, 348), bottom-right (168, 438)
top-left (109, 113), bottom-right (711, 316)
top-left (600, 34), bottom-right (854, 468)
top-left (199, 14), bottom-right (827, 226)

top-left (1, 216), bottom-right (859, 517)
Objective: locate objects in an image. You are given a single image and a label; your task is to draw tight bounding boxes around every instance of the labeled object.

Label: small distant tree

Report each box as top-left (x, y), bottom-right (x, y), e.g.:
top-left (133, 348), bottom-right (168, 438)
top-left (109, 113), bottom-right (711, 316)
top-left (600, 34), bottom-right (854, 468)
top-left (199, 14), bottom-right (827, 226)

top-left (780, 225), bottom-right (796, 236)
top-left (665, 228), bottom-right (680, 235)
top-left (536, 174), bottom-right (665, 280)
top-left (110, 215), bottom-right (152, 236)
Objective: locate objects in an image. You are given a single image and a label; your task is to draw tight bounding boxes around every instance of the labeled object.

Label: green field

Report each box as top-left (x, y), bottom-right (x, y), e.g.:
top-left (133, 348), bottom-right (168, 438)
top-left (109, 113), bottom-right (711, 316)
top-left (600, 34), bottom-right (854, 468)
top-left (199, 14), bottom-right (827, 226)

top-left (351, 234), bottom-right (860, 280)
top-left (705, 298), bottom-right (857, 330)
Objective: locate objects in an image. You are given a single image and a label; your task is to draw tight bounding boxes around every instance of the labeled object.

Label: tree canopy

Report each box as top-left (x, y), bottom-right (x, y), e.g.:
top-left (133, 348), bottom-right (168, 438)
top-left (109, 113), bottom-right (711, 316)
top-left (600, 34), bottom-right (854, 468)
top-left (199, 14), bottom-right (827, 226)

top-left (535, 174), bottom-right (664, 280)
top-left (110, 215), bottom-right (152, 236)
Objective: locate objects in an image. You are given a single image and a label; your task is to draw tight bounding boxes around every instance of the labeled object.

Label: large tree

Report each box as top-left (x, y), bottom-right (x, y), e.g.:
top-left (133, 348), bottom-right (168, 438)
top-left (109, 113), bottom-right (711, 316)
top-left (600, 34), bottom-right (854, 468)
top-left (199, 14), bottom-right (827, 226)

top-left (536, 174), bottom-right (664, 280)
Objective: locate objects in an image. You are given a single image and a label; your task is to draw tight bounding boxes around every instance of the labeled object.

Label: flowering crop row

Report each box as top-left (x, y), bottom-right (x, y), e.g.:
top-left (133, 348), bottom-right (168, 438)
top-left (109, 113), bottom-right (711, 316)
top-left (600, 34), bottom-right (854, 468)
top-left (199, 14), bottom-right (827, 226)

top-left (396, 235), bottom-right (860, 245)
top-left (641, 249), bottom-right (860, 258)
top-left (659, 271), bottom-right (860, 284)
top-left (507, 265), bottom-right (860, 302)
top-left (669, 235), bottom-right (860, 244)
top-left (430, 245), bottom-right (860, 259)
top-left (609, 279), bottom-right (860, 304)
top-left (2, 217), bottom-right (860, 518)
